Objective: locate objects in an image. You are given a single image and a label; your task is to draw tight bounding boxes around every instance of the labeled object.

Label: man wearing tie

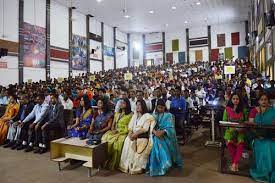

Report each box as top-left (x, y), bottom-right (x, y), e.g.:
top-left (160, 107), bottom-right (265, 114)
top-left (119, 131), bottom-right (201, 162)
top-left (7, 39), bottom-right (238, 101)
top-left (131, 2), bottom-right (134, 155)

top-left (34, 93), bottom-right (64, 154)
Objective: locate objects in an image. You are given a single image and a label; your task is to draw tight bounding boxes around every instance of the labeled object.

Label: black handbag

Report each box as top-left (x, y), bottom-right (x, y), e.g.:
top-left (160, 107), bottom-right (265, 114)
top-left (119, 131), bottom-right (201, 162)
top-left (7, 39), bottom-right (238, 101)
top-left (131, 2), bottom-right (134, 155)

top-left (137, 132), bottom-right (149, 139)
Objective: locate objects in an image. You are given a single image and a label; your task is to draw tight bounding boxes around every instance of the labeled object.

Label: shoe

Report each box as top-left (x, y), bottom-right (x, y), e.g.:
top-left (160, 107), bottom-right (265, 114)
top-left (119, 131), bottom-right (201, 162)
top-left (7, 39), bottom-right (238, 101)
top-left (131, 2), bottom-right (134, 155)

top-left (39, 148), bottom-right (48, 154)
top-left (11, 143), bottom-right (20, 150)
top-left (3, 141), bottom-right (15, 148)
top-left (33, 147), bottom-right (41, 154)
top-left (24, 146), bottom-right (34, 152)
top-left (17, 144), bottom-right (27, 150)
top-left (1, 139), bottom-right (10, 146)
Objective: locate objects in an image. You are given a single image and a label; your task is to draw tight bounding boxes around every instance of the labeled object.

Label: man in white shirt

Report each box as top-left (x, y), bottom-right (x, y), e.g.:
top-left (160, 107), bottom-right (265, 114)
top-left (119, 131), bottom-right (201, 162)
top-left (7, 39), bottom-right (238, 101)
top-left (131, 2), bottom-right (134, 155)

top-left (115, 88), bottom-right (129, 112)
top-left (60, 92), bottom-right (73, 110)
top-left (128, 89), bottom-right (137, 113)
top-left (195, 85), bottom-right (206, 106)
top-left (17, 94), bottom-right (49, 152)
top-left (0, 89), bottom-right (8, 105)
top-left (143, 89), bottom-right (152, 112)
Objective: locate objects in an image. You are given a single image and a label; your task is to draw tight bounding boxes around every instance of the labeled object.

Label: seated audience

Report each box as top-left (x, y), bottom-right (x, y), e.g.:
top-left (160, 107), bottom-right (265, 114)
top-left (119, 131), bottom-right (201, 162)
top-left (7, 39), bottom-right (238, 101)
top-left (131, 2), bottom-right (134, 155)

top-left (119, 100), bottom-right (156, 174)
top-left (223, 92), bottom-right (247, 172)
top-left (20, 94), bottom-right (49, 152)
top-left (67, 95), bottom-right (92, 139)
top-left (3, 95), bottom-right (34, 148)
top-left (33, 93), bottom-right (64, 154)
top-left (128, 89), bottom-right (137, 113)
top-left (143, 89), bottom-right (152, 112)
top-left (87, 97), bottom-right (113, 143)
top-left (102, 98), bottom-right (133, 170)
top-left (248, 93), bottom-right (275, 183)
top-left (147, 99), bottom-right (183, 176)
top-left (60, 91), bottom-right (73, 110)
top-left (115, 87), bottom-right (129, 112)
top-left (0, 94), bottom-right (20, 145)
top-left (0, 89), bottom-right (8, 106)
top-left (195, 85), bottom-right (206, 106)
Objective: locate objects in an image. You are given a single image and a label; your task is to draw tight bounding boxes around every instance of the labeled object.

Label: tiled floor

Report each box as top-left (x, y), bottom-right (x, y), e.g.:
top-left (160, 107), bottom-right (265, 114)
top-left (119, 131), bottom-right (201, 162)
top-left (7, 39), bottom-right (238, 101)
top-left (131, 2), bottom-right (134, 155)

top-left (0, 130), bottom-right (254, 183)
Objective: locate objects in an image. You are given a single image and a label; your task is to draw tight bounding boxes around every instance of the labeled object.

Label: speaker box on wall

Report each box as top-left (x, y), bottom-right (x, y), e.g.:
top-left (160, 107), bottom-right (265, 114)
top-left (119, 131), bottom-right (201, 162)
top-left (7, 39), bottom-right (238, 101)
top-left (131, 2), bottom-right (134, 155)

top-left (0, 48), bottom-right (8, 58)
top-left (265, 10), bottom-right (275, 27)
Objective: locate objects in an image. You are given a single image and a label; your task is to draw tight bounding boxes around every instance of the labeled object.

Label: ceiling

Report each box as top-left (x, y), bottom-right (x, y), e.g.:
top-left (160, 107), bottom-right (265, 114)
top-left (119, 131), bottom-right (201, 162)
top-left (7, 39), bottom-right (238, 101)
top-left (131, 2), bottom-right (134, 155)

top-left (56, 0), bottom-right (251, 33)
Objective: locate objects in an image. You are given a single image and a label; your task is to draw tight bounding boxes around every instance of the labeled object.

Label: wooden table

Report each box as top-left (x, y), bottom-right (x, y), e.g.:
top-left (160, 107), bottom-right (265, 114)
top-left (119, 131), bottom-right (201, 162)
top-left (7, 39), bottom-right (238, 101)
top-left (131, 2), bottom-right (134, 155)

top-left (219, 121), bottom-right (275, 177)
top-left (50, 137), bottom-right (107, 177)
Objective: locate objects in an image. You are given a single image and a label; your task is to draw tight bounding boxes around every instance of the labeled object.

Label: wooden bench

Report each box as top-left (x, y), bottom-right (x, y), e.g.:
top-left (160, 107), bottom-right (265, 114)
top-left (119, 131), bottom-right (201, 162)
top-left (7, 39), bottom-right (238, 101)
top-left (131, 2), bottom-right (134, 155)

top-left (52, 157), bottom-right (69, 171)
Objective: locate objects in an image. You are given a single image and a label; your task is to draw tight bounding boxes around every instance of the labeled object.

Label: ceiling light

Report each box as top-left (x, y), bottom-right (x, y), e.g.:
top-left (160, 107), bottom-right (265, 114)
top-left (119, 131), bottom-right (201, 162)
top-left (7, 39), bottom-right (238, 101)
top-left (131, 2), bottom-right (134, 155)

top-left (165, 24), bottom-right (169, 27)
top-left (196, 2), bottom-right (201, 5)
top-left (96, 0), bottom-right (103, 3)
top-left (124, 15), bottom-right (130, 18)
top-left (184, 21), bottom-right (188, 24)
top-left (149, 10), bottom-right (154, 14)
top-left (172, 6), bottom-right (177, 10)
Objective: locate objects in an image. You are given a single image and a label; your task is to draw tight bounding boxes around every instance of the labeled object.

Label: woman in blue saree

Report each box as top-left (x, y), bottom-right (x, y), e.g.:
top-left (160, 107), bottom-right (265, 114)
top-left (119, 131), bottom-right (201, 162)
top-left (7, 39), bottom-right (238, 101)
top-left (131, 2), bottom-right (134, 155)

top-left (147, 99), bottom-right (183, 176)
top-left (67, 95), bottom-right (93, 138)
top-left (87, 97), bottom-right (113, 143)
top-left (248, 93), bottom-right (275, 183)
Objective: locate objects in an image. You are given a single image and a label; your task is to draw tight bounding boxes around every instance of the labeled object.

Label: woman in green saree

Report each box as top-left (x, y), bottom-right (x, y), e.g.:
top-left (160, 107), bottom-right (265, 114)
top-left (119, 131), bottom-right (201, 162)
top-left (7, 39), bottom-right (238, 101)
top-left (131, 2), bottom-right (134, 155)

top-left (248, 93), bottom-right (275, 183)
top-left (102, 98), bottom-right (133, 170)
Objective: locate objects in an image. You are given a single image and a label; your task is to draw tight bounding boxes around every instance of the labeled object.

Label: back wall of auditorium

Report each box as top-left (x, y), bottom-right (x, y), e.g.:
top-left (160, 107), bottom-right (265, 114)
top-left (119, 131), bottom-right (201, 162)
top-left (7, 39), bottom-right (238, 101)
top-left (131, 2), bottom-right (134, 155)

top-left (0, 0), bottom-right (251, 86)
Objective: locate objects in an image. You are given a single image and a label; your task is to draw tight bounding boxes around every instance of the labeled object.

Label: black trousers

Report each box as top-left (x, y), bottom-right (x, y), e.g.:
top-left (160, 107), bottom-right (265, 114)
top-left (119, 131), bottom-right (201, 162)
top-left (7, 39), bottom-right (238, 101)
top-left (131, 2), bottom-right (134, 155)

top-left (27, 120), bottom-right (47, 145)
top-left (174, 115), bottom-right (185, 138)
top-left (41, 122), bottom-right (61, 147)
top-left (19, 121), bottom-right (33, 143)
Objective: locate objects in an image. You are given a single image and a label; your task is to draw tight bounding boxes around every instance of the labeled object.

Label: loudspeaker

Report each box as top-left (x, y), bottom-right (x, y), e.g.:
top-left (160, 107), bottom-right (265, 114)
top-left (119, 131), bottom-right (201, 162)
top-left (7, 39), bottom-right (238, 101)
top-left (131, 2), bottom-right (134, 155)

top-left (91, 49), bottom-right (96, 54)
top-left (0, 48), bottom-right (8, 58)
top-left (265, 10), bottom-right (275, 27)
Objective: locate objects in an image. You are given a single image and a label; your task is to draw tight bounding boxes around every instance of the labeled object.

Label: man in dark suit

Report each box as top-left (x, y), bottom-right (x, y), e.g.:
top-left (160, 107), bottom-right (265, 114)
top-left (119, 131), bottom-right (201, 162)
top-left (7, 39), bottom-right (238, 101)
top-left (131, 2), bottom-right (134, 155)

top-left (151, 87), bottom-right (167, 113)
top-left (34, 93), bottom-right (64, 154)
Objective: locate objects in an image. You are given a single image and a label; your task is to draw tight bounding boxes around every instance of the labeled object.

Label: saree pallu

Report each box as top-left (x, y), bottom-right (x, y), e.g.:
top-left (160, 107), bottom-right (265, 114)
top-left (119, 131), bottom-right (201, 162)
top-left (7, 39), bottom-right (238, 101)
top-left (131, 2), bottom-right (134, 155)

top-left (147, 113), bottom-right (183, 176)
top-left (87, 111), bottom-right (113, 141)
top-left (102, 112), bottom-right (133, 170)
top-left (119, 113), bottom-right (156, 174)
top-left (0, 103), bottom-right (20, 144)
top-left (68, 108), bottom-right (93, 138)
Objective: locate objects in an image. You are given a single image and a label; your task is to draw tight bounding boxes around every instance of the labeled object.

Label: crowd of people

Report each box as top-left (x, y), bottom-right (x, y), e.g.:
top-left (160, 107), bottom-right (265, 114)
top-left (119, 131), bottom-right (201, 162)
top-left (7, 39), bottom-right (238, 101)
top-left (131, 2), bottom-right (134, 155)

top-left (0, 59), bottom-right (274, 180)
